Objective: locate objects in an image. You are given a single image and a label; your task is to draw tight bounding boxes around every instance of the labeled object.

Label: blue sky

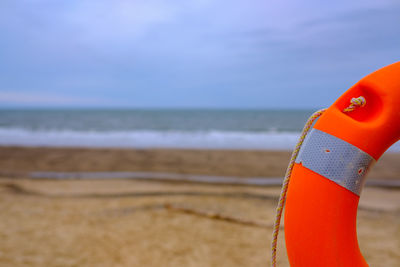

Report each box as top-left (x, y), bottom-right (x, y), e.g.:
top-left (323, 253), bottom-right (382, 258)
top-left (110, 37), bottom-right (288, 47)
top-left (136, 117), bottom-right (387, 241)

top-left (0, 0), bottom-right (399, 109)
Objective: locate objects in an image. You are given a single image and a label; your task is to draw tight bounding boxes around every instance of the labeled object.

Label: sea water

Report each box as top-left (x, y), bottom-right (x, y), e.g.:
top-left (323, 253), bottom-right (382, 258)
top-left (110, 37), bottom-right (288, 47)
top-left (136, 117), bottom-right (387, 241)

top-left (0, 109), bottom-right (399, 151)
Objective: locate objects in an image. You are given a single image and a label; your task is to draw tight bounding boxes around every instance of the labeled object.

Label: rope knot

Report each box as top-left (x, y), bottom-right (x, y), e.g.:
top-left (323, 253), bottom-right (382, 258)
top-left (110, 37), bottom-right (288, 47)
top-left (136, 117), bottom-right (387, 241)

top-left (343, 96), bottom-right (366, 113)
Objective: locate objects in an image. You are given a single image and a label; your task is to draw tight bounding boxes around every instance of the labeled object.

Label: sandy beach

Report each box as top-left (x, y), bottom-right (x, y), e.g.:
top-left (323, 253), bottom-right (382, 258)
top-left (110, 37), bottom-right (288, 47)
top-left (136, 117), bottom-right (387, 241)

top-left (1, 146), bottom-right (400, 179)
top-left (2, 0), bottom-right (399, 266)
top-left (0, 146), bottom-right (399, 266)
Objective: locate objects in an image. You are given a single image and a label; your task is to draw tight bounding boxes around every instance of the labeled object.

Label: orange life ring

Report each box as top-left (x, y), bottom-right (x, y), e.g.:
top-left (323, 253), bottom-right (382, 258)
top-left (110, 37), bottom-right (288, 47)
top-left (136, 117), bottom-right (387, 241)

top-left (284, 62), bottom-right (400, 266)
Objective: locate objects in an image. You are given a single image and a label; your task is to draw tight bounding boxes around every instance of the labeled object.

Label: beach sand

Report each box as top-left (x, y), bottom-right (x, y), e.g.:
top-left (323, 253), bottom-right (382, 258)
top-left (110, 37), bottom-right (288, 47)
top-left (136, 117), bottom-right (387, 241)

top-left (1, 146), bottom-right (400, 179)
top-left (0, 146), bottom-right (399, 266)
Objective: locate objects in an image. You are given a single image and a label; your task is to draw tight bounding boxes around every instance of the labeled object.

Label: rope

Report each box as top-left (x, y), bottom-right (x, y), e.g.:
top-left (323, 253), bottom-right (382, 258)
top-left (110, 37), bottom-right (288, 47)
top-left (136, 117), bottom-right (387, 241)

top-left (270, 109), bottom-right (326, 266)
top-left (270, 96), bottom-right (366, 266)
top-left (343, 96), bottom-right (366, 112)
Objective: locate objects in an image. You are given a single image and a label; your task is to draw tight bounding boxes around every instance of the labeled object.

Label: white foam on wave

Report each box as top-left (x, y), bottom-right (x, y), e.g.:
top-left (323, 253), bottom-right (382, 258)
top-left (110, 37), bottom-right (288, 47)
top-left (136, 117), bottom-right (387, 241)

top-left (0, 127), bottom-right (399, 151)
top-left (0, 127), bottom-right (300, 150)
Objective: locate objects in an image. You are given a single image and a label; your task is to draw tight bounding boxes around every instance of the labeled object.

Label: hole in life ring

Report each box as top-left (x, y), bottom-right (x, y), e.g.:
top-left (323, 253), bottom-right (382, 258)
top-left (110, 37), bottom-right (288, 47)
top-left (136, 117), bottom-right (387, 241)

top-left (336, 83), bottom-right (383, 122)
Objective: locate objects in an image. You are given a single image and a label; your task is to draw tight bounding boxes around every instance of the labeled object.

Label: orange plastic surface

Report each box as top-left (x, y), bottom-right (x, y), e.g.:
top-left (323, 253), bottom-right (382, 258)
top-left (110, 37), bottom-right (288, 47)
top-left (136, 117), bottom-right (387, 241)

top-left (314, 61), bottom-right (400, 159)
top-left (285, 164), bottom-right (367, 267)
top-left (284, 62), bottom-right (400, 266)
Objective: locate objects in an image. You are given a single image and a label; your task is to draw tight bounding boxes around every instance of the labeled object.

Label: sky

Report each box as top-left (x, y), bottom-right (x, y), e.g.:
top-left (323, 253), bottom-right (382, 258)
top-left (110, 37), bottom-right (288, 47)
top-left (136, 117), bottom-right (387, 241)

top-left (0, 0), bottom-right (399, 109)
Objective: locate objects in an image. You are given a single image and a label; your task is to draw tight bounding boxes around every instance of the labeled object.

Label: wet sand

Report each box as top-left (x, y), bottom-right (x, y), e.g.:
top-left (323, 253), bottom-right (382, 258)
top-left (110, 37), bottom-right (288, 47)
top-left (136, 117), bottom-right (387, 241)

top-left (1, 146), bottom-right (400, 179)
top-left (0, 146), bottom-right (399, 266)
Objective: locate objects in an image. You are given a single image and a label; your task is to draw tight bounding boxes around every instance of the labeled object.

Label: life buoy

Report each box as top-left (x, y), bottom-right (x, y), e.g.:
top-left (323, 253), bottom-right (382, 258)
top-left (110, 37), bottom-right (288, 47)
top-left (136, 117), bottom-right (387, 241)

top-left (283, 62), bottom-right (400, 266)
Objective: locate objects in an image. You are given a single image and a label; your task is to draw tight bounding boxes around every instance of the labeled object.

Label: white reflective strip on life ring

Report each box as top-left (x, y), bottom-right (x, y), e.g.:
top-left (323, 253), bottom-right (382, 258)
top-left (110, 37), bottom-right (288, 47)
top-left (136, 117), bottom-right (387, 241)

top-left (295, 128), bottom-right (375, 196)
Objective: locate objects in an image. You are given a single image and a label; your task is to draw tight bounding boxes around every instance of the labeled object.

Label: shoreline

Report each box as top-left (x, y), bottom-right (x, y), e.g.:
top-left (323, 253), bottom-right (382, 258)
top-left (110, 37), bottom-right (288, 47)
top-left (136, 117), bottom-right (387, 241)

top-left (0, 146), bottom-right (399, 180)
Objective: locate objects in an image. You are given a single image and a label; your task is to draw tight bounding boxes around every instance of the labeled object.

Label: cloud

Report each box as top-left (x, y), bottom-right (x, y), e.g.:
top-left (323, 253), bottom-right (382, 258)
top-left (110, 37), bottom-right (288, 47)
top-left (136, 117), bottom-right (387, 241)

top-left (0, 91), bottom-right (106, 106)
top-left (0, 0), bottom-right (399, 108)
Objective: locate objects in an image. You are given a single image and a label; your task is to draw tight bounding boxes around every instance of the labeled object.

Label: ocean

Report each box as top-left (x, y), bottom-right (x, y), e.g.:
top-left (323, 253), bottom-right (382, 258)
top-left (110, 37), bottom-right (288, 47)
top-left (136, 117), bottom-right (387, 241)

top-left (0, 109), bottom-right (399, 151)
